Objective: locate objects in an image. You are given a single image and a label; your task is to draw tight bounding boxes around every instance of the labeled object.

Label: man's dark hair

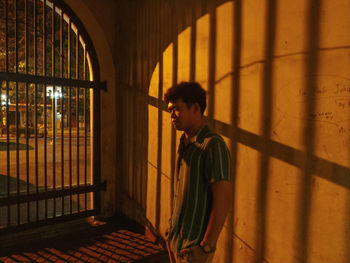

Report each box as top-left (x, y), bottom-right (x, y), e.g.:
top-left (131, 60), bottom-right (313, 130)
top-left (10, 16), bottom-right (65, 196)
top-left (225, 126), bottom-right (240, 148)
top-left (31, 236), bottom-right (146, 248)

top-left (164, 82), bottom-right (207, 115)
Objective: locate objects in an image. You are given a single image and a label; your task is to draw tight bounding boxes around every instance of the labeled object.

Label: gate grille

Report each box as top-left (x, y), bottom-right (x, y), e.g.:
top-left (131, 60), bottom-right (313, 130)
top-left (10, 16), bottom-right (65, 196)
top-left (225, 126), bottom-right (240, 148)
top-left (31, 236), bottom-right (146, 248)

top-left (0, 0), bottom-right (105, 232)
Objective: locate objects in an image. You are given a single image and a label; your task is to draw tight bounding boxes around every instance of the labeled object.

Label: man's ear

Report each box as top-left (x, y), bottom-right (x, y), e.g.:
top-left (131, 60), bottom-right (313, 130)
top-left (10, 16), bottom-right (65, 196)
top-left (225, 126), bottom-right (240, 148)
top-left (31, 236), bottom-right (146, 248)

top-left (194, 103), bottom-right (201, 113)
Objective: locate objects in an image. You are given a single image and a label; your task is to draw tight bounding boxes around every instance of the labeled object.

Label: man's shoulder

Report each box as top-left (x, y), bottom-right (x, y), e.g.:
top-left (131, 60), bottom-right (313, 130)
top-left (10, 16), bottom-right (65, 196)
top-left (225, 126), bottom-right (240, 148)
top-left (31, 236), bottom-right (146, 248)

top-left (199, 126), bottom-right (223, 140)
top-left (201, 129), bottom-right (227, 149)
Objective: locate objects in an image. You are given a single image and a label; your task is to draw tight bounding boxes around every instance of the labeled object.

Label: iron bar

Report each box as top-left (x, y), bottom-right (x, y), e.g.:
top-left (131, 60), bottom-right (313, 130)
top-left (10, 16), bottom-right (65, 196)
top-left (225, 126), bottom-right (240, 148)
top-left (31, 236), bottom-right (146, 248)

top-left (0, 72), bottom-right (106, 90)
top-left (68, 19), bottom-right (72, 215)
top-left (60, 8), bottom-right (64, 216)
top-left (52, 2), bottom-right (56, 218)
top-left (43, 0), bottom-right (47, 220)
top-left (0, 182), bottom-right (106, 206)
top-left (76, 30), bottom-right (80, 213)
top-left (92, 64), bottom-right (101, 214)
top-left (5, 0), bottom-right (10, 226)
top-left (25, 0), bottom-right (30, 224)
top-left (0, 210), bottom-right (97, 235)
top-left (0, 1), bottom-right (2, 154)
top-left (83, 45), bottom-right (87, 211)
top-left (34, 0), bottom-right (39, 222)
top-left (15, 0), bottom-right (20, 226)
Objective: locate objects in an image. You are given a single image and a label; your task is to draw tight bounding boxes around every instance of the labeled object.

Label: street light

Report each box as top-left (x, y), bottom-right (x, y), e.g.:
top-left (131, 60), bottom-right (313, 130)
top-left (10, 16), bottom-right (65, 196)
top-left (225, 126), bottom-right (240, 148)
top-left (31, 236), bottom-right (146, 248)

top-left (47, 86), bottom-right (62, 139)
top-left (1, 94), bottom-right (10, 106)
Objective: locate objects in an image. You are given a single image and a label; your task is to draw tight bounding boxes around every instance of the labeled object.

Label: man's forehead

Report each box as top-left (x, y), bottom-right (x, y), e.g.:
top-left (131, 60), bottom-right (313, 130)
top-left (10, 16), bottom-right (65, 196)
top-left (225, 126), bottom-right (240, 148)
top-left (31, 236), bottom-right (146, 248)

top-left (167, 99), bottom-right (183, 109)
top-left (167, 101), bottom-right (176, 108)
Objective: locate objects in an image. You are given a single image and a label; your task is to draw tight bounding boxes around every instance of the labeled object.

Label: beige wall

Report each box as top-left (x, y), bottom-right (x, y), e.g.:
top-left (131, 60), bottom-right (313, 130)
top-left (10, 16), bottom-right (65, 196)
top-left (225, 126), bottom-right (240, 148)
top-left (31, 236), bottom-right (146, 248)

top-left (64, 0), bottom-right (350, 262)
top-left (144, 0), bottom-right (350, 262)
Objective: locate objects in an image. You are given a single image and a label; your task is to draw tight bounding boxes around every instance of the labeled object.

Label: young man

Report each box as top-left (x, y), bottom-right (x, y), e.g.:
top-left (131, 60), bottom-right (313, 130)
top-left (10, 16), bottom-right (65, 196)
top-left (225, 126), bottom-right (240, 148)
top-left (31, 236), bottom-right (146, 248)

top-left (164, 82), bottom-right (232, 263)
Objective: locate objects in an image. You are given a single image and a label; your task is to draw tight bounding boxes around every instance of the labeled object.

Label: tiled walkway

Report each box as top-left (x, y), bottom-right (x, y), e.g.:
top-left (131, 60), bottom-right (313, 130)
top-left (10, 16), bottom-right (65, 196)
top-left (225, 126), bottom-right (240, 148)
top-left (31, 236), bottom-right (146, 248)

top-left (0, 216), bottom-right (169, 263)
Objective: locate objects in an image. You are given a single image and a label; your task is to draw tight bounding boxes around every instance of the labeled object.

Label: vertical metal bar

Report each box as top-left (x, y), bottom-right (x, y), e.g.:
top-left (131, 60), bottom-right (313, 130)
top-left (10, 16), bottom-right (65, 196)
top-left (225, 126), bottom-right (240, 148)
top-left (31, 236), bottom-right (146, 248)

top-left (92, 57), bottom-right (101, 214)
top-left (60, 9), bottom-right (64, 216)
top-left (34, 0), bottom-right (39, 222)
top-left (68, 19), bottom-right (72, 215)
top-left (25, 0), bottom-right (30, 224)
top-left (76, 31), bottom-right (80, 213)
top-left (0, 0), bottom-right (2, 129)
top-left (15, 0), bottom-right (20, 226)
top-left (5, 0), bottom-right (10, 226)
top-left (83, 45), bottom-right (87, 211)
top-left (43, 0), bottom-right (47, 220)
top-left (52, 2), bottom-right (56, 218)
top-left (0, 2), bottom-right (3, 182)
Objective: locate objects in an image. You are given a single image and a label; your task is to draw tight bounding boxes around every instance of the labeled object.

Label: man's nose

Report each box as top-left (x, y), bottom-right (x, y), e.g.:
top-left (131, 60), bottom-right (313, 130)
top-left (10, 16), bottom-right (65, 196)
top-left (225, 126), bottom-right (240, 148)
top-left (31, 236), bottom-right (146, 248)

top-left (170, 110), bottom-right (176, 118)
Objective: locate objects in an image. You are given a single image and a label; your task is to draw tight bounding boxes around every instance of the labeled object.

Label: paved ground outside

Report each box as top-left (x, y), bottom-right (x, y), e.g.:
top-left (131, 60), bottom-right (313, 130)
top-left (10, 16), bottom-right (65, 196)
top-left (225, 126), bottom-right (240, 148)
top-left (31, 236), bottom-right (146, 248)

top-left (0, 136), bottom-right (93, 226)
top-left (0, 215), bottom-right (170, 263)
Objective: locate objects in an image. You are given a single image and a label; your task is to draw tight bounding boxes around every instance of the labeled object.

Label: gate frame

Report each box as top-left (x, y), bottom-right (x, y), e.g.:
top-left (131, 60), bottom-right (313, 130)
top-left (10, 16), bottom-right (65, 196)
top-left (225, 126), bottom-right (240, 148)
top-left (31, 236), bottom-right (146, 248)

top-left (0, 0), bottom-right (106, 234)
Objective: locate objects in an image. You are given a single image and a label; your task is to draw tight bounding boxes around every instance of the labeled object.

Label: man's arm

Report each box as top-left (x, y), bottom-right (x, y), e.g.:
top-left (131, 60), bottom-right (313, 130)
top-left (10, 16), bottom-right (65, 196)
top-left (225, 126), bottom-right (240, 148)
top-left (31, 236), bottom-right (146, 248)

top-left (202, 180), bottom-right (232, 247)
top-left (178, 180), bottom-right (232, 262)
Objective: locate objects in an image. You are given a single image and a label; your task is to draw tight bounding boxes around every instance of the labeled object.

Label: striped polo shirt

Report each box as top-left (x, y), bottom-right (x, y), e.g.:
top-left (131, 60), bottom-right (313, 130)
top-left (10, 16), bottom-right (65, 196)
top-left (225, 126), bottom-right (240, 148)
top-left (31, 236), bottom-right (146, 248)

top-left (167, 125), bottom-right (231, 254)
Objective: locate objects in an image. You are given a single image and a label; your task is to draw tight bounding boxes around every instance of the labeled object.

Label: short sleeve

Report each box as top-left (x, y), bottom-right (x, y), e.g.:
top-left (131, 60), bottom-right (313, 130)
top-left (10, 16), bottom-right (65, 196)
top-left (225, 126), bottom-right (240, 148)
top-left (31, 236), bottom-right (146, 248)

top-left (205, 137), bottom-right (231, 184)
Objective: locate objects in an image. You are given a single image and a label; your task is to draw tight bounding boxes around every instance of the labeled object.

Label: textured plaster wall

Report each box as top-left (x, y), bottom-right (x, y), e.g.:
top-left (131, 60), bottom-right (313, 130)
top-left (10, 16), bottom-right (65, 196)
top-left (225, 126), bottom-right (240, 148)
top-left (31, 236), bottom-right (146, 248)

top-left (144, 0), bottom-right (350, 262)
top-left (63, 0), bottom-right (350, 262)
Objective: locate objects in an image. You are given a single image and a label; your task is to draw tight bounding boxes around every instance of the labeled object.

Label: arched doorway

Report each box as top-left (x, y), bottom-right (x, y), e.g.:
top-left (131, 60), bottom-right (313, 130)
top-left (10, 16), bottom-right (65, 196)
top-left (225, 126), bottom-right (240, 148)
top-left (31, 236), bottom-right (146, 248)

top-left (0, 0), bottom-right (105, 231)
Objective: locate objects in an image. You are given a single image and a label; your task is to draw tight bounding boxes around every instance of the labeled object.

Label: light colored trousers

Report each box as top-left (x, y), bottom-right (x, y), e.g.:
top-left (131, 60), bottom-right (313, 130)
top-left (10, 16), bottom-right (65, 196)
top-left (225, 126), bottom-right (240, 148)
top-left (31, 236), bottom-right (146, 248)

top-left (166, 242), bottom-right (214, 263)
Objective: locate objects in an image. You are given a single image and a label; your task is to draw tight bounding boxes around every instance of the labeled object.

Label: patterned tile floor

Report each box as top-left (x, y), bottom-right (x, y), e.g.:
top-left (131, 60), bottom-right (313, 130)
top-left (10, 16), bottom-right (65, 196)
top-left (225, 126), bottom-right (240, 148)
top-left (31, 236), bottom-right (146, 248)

top-left (0, 217), bottom-right (169, 263)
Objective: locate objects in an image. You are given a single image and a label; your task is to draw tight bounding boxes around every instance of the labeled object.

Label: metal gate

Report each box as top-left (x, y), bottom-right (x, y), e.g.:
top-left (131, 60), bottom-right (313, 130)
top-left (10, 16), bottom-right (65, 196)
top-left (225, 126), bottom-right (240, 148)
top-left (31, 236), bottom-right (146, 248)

top-left (0, 0), bottom-right (105, 232)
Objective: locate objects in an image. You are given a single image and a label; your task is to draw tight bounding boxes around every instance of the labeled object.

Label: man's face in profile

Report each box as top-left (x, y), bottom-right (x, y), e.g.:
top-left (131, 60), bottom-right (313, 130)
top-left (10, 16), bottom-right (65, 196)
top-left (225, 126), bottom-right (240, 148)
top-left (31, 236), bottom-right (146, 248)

top-left (167, 99), bottom-right (196, 131)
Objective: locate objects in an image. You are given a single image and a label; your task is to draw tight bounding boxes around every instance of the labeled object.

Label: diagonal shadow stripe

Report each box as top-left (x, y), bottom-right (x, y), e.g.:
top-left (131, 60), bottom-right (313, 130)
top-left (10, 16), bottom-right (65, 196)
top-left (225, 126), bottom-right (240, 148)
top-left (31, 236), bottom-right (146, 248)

top-left (148, 95), bottom-right (350, 190)
top-left (212, 119), bottom-right (350, 190)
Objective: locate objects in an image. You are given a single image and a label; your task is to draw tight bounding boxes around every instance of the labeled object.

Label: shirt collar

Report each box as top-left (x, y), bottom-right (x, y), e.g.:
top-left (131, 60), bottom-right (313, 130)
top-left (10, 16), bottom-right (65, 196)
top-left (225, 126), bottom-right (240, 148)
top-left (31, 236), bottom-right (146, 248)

top-left (180, 125), bottom-right (209, 145)
top-left (196, 125), bottom-right (209, 142)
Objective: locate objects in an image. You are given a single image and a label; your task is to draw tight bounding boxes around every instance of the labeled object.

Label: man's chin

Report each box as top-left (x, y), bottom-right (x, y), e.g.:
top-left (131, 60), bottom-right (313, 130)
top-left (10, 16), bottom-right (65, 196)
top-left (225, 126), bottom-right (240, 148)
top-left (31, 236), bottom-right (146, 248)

top-left (172, 123), bottom-right (183, 131)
